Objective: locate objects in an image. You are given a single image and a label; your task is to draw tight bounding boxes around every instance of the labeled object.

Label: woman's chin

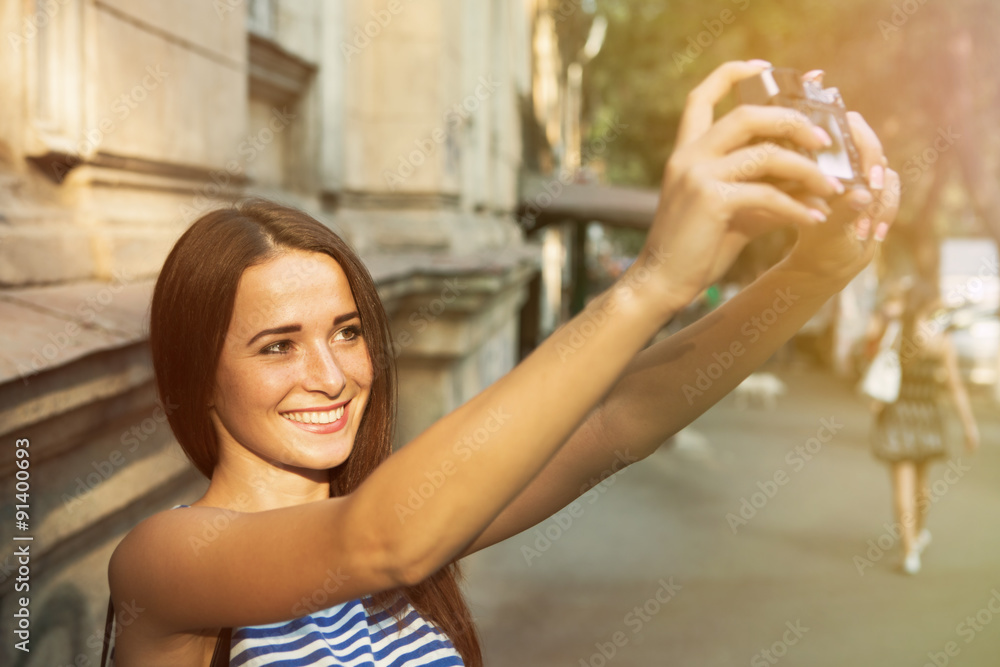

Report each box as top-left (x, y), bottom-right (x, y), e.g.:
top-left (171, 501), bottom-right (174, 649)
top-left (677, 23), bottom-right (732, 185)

top-left (287, 441), bottom-right (354, 473)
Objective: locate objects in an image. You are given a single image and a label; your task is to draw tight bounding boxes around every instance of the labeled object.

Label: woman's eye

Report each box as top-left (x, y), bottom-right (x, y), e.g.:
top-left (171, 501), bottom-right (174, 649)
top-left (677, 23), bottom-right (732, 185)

top-left (261, 340), bottom-right (292, 355)
top-left (335, 325), bottom-right (363, 342)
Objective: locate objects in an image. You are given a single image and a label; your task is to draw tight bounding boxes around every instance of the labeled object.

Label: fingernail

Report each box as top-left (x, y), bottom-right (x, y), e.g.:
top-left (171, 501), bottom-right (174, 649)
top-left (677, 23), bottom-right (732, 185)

top-left (826, 175), bottom-right (845, 195)
top-left (809, 208), bottom-right (827, 224)
top-left (869, 165), bottom-right (884, 190)
top-left (856, 217), bottom-right (871, 241)
top-left (813, 126), bottom-right (832, 147)
top-left (748, 59), bottom-right (772, 68)
top-left (874, 221), bottom-right (890, 242)
top-left (803, 69), bottom-right (825, 82)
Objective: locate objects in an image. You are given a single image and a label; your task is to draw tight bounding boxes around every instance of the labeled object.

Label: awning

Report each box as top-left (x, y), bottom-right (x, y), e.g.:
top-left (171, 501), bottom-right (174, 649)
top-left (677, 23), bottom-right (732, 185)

top-left (517, 175), bottom-right (660, 231)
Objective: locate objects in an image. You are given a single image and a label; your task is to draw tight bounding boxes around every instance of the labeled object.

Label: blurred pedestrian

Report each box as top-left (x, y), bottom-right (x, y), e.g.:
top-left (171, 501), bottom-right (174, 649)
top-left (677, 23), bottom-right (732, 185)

top-left (869, 279), bottom-right (980, 574)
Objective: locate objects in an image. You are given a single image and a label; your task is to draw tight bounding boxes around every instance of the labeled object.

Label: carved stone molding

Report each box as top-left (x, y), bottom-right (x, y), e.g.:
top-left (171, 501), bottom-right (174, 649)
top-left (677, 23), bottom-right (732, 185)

top-left (248, 32), bottom-right (316, 105)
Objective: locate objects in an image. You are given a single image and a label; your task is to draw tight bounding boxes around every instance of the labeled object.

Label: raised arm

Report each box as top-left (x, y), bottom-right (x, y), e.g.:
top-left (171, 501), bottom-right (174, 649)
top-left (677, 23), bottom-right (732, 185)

top-left (109, 60), bottom-right (844, 646)
top-left (458, 81), bottom-right (900, 556)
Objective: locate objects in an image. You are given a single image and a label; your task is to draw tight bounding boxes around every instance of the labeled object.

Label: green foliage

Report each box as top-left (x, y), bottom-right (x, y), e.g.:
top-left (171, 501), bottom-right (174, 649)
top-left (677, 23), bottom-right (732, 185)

top-left (583, 0), bottom-right (1000, 240)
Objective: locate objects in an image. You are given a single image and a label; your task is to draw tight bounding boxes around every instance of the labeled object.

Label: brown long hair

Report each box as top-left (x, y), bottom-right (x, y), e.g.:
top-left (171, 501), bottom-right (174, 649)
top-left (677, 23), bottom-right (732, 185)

top-left (899, 278), bottom-right (941, 366)
top-left (149, 198), bottom-right (481, 665)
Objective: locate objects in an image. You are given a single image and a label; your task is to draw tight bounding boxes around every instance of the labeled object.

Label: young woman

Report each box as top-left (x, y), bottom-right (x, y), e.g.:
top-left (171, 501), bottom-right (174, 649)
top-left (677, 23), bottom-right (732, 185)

top-left (870, 279), bottom-right (980, 574)
top-left (104, 61), bottom-right (898, 666)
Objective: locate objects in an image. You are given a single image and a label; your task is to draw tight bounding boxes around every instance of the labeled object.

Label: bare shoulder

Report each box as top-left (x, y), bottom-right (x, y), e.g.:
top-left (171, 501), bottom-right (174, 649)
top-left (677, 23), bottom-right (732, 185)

top-left (108, 506), bottom-right (236, 618)
top-left (107, 495), bottom-right (396, 639)
top-left (111, 505), bottom-right (235, 566)
top-left (107, 506), bottom-right (240, 664)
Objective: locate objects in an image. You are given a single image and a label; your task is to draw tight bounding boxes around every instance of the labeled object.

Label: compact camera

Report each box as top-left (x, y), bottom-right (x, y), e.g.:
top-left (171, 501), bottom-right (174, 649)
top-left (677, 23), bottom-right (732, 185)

top-left (736, 67), bottom-right (866, 190)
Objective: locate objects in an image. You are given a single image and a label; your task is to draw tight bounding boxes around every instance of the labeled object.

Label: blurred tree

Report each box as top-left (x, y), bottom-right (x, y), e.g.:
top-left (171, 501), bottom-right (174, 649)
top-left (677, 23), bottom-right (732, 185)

top-left (583, 0), bottom-right (1000, 279)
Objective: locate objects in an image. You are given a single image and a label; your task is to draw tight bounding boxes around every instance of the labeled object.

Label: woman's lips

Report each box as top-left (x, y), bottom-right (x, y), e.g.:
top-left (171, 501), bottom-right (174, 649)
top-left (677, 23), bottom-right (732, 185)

top-left (280, 401), bottom-right (349, 433)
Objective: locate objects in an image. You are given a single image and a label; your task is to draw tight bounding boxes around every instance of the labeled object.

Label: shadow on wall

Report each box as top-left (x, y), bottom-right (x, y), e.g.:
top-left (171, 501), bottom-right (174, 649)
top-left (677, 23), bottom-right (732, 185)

top-left (14, 584), bottom-right (90, 667)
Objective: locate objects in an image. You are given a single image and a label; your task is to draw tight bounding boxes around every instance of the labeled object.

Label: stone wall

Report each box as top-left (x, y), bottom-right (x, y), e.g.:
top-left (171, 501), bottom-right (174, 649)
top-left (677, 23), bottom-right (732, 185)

top-left (0, 1), bottom-right (540, 663)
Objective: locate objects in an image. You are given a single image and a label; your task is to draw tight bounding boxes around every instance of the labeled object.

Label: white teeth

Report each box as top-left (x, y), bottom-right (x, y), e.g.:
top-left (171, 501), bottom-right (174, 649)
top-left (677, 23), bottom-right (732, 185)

top-left (282, 406), bottom-right (345, 425)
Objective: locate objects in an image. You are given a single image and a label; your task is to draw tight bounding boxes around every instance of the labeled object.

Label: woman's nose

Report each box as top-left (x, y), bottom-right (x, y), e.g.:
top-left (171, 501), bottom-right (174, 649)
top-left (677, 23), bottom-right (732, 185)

top-left (303, 344), bottom-right (347, 398)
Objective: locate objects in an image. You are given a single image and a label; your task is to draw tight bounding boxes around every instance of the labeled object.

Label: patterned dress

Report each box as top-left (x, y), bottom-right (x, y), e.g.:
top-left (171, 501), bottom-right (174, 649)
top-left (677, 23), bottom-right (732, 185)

top-left (870, 353), bottom-right (947, 462)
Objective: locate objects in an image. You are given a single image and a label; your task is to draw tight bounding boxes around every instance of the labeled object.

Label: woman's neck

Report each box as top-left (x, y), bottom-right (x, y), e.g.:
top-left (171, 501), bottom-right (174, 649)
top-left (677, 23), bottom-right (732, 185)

top-left (194, 449), bottom-right (332, 512)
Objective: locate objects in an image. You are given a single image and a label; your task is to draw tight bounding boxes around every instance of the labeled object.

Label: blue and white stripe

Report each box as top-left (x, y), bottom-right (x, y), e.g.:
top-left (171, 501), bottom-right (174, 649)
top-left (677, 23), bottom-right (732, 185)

top-left (229, 596), bottom-right (464, 666)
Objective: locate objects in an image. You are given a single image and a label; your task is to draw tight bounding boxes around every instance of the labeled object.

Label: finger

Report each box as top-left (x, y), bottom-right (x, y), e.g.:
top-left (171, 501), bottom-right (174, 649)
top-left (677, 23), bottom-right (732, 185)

top-left (702, 105), bottom-right (832, 158)
top-left (844, 186), bottom-right (874, 212)
top-left (855, 217), bottom-right (873, 242)
top-left (720, 182), bottom-right (828, 228)
top-left (871, 168), bottom-right (900, 242)
top-left (802, 69), bottom-right (825, 85)
top-left (676, 59), bottom-right (772, 148)
top-left (714, 144), bottom-right (842, 199)
top-left (796, 193), bottom-right (832, 217)
top-left (855, 168), bottom-right (900, 241)
top-left (846, 111), bottom-right (887, 191)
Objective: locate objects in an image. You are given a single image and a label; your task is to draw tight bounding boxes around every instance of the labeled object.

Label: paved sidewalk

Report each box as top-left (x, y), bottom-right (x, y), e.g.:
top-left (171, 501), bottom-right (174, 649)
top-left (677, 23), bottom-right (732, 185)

top-left (463, 365), bottom-right (1000, 666)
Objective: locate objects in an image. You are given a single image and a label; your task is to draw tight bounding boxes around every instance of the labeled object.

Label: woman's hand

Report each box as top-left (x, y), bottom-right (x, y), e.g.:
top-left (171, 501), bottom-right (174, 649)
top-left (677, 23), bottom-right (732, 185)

top-left (708, 69), bottom-right (899, 290)
top-left (778, 111), bottom-right (900, 288)
top-left (632, 60), bottom-right (843, 319)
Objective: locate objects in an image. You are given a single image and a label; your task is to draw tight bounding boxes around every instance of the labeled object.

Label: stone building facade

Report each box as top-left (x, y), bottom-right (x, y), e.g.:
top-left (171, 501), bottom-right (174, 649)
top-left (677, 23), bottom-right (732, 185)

top-left (0, 1), bottom-right (547, 663)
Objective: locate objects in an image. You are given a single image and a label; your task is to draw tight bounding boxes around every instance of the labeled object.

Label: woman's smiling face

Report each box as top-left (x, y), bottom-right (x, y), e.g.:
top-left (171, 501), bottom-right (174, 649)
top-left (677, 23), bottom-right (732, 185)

top-left (209, 249), bottom-right (373, 476)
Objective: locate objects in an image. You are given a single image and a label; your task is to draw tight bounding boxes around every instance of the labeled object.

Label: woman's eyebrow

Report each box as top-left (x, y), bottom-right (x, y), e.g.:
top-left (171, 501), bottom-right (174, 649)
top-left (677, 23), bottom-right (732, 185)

top-left (245, 312), bottom-right (359, 347)
top-left (333, 311), bottom-right (360, 326)
top-left (247, 325), bottom-right (301, 347)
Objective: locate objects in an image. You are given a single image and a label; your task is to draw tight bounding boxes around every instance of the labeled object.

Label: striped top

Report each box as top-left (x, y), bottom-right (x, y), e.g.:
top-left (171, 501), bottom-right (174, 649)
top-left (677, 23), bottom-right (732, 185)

top-left (229, 595), bottom-right (464, 666)
top-left (137, 506), bottom-right (465, 666)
